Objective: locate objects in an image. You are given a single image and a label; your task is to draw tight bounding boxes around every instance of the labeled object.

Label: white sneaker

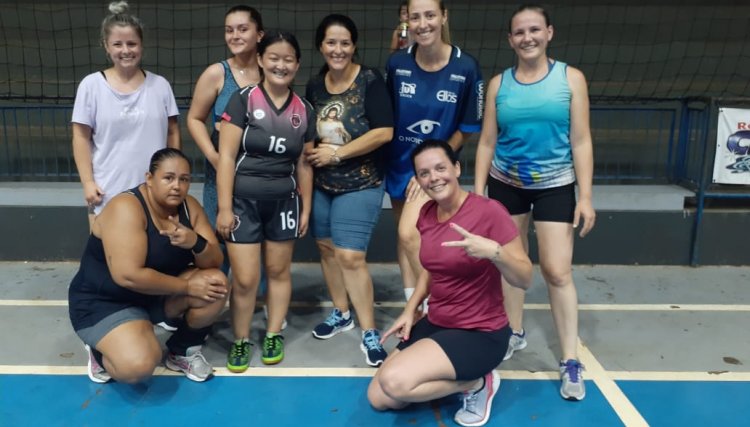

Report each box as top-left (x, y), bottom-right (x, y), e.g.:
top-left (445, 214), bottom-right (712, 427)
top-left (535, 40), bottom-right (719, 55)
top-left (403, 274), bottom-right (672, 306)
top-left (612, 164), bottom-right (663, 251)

top-left (84, 344), bottom-right (111, 384)
top-left (263, 305), bottom-right (288, 331)
top-left (454, 370), bottom-right (501, 426)
top-left (503, 329), bottom-right (527, 361)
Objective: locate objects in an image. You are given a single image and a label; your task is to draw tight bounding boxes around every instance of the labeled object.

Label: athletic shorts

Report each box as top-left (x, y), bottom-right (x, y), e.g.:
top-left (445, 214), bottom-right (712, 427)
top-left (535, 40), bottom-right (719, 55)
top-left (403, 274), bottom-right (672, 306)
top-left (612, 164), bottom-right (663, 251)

top-left (396, 317), bottom-right (511, 380)
top-left (311, 183), bottom-right (384, 252)
top-left (228, 195), bottom-right (301, 243)
top-left (75, 300), bottom-right (167, 348)
top-left (488, 178), bottom-right (576, 223)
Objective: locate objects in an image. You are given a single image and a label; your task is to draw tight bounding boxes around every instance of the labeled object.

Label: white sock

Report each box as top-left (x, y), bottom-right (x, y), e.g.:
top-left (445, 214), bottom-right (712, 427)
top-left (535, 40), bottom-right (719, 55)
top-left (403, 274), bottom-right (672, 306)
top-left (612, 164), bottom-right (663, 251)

top-left (341, 310), bottom-right (351, 320)
top-left (404, 287), bottom-right (415, 302)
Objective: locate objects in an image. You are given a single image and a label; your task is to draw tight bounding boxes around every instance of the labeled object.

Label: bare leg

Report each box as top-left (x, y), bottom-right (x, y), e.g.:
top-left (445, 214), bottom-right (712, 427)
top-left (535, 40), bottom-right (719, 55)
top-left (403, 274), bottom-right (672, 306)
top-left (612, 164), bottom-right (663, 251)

top-left (96, 320), bottom-right (162, 384)
top-left (226, 242), bottom-right (262, 340)
top-left (263, 240), bottom-right (295, 334)
top-left (503, 213), bottom-right (532, 332)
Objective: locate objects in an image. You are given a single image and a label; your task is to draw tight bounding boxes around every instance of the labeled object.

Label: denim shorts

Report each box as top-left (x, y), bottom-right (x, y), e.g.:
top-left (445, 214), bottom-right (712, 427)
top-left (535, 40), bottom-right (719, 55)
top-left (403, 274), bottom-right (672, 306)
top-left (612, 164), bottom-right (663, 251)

top-left (311, 183), bottom-right (384, 252)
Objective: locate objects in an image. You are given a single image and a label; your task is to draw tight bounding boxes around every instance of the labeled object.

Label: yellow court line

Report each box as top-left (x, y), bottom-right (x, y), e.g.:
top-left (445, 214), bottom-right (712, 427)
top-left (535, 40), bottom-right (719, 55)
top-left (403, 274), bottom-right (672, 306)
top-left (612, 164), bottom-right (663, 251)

top-left (577, 340), bottom-right (649, 427)
top-left (3, 300), bottom-right (750, 312)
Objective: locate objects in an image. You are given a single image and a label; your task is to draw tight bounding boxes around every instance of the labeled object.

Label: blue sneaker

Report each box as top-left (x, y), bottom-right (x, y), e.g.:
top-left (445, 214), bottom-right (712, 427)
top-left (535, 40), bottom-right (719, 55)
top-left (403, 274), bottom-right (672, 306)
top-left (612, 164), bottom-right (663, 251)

top-left (559, 359), bottom-right (586, 401)
top-left (312, 308), bottom-right (354, 339)
top-left (360, 329), bottom-right (388, 367)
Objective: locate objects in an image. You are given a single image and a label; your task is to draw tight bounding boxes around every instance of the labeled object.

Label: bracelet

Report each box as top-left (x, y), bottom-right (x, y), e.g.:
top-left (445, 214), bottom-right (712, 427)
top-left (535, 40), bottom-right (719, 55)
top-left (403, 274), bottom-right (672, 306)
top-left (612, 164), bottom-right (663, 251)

top-left (191, 234), bottom-right (208, 254)
top-left (330, 146), bottom-right (341, 165)
top-left (493, 244), bottom-right (501, 262)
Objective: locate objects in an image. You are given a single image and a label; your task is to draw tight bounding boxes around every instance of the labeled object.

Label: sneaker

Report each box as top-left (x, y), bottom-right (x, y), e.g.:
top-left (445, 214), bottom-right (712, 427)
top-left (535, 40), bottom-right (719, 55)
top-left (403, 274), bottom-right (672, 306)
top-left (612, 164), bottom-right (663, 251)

top-left (156, 320), bottom-right (178, 332)
top-left (503, 329), bottom-right (527, 361)
top-left (166, 346), bottom-right (214, 382)
top-left (360, 329), bottom-right (388, 367)
top-left (263, 305), bottom-right (288, 331)
top-left (559, 359), bottom-right (586, 401)
top-left (84, 344), bottom-right (111, 384)
top-left (312, 308), bottom-right (354, 339)
top-left (454, 370), bottom-right (501, 427)
top-left (261, 334), bottom-right (285, 365)
top-left (226, 339), bottom-right (251, 373)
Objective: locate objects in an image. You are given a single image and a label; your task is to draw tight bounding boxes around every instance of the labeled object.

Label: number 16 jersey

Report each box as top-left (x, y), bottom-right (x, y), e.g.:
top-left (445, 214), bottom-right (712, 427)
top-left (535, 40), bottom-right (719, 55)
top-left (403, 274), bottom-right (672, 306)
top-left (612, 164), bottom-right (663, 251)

top-left (222, 84), bottom-right (316, 200)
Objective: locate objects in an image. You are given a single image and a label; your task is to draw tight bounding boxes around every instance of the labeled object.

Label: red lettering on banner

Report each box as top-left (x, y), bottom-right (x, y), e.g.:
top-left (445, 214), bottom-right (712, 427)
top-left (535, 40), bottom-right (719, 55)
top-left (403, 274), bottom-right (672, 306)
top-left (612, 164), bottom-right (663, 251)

top-left (739, 122), bottom-right (747, 130)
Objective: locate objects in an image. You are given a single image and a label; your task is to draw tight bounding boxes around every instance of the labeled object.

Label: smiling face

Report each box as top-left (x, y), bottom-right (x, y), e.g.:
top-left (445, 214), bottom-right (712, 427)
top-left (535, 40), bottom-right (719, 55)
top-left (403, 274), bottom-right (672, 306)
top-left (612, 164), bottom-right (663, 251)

top-left (224, 11), bottom-right (263, 56)
top-left (104, 25), bottom-right (142, 70)
top-left (414, 147), bottom-right (461, 202)
top-left (319, 24), bottom-right (355, 72)
top-left (258, 40), bottom-right (300, 88)
top-left (146, 156), bottom-right (191, 208)
top-left (407, 0), bottom-right (447, 48)
top-left (508, 9), bottom-right (553, 62)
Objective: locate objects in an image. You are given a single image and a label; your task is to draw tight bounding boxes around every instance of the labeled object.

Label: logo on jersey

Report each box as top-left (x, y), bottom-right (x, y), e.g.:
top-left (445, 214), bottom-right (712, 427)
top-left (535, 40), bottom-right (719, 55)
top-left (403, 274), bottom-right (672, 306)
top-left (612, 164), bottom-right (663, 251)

top-left (436, 90), bottom-right (457, 103)
top-left (253, 109), bottom-right (266, 120)
top-left (449, 74), bottom-right (466, 83)
top-left (395, 69), bottom-right (412, 77)
top-left (291, 114), bottom-right (301, 128)
top-left (476, 80), bottom-right (485, 120)
top-left (406, 119), bottom-right (440, 135)
top-left (399, 82), bottom-right (416, 98)
top-left (232, 215), bottom-right (241, 232)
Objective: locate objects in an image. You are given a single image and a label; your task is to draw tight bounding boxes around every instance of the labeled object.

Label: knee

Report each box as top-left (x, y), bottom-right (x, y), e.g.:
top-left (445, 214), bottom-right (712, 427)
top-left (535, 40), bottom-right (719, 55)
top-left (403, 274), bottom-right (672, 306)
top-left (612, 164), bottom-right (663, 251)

top-left (540, 265), bottom-right (572, 288)
top-left (264, 262), bottom-right (290, 281)
top-left (316, 240), bottom-right (336, 260)
top-left (111, 352), bottom-right (160, 384)
top-left (232, 275), bottom-right (259, 294)
top-left (376, 366), bottom-right (410, 402)
top-left (367, 375), bottom-right (401, 411)
top-left (334, 250), bottom-right (366, 271)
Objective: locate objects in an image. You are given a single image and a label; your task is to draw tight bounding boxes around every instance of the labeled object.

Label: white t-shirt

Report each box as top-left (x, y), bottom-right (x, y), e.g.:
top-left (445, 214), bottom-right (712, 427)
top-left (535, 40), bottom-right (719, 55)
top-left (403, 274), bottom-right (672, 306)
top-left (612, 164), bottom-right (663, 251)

top-left (71, 71), bottom-right (179, 213)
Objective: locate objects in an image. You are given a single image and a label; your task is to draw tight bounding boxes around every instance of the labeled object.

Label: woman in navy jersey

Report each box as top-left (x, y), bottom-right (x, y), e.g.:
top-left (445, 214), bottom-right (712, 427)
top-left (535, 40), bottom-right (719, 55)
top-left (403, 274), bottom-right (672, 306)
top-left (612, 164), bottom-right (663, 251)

top-left (474, 4), bottom-right (595, 401)
top-left (69, 148), bottom-right (228, 385)
top-left (217, 30), bottom-right (315, 371)
top-left (385, 0), bottom-right (484, 311)
top-left (368, 140), bottom-right (532, 427)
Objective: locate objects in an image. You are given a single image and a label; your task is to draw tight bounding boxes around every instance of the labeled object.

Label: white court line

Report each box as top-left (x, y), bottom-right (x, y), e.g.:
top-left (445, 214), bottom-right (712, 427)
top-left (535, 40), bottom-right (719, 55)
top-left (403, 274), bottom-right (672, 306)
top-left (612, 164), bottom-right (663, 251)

top-left (3, 300), bottom-right (750, 312)
top-left (577, 340), bottom-right (649, 427)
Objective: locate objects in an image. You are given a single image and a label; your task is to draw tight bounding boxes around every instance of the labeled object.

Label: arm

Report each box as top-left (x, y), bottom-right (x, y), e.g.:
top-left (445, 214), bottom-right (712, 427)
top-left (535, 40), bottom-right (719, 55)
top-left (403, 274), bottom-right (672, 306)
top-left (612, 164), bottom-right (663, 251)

top-left (183, 196), bottom-right (224, 268)
top-left (71, 123), bottom-right (104, 206)
top-left (446, 129), bottom-right (473, 152)
top-left (166, 116), bottom-right (180, 149)
top-left (474, 75), bottom-right (501, 195)
top-left (187, 64), bottom-right (222, 169)
top-left (307, 127), bottom-right (393, 167)
top-left (568, 67), bottom-right (596, 237)
top-left (296, 141), bottom-right (314, 237)
top-left (381, 269), bottom-right (431, 343)
top-left (215, 121), bottom-right (242, 239)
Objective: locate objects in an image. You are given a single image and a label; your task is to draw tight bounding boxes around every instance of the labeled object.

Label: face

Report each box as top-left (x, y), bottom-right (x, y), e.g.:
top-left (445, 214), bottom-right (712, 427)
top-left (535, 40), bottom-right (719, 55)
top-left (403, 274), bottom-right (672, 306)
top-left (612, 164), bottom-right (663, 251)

top-left (225, 11), bottom-right (262, 55)
top-left (408, 0), bottom-right (447, 47)
top-left (146, 157), bottom-right (191, 207)
top-left (414, 147), bottom-right (461, 202)
top-left (399, 6), bottom-right (409, 22)
top-left (104, 25), bottom-right (142, 70)
top-left (319, 25), bottom-right (355, 72)
top-left (258, 41), bottom-right (300, 88)
top-left (327, 108), bottom-right (338, 119)
top-left (508, 9), bottom-right (553, 61)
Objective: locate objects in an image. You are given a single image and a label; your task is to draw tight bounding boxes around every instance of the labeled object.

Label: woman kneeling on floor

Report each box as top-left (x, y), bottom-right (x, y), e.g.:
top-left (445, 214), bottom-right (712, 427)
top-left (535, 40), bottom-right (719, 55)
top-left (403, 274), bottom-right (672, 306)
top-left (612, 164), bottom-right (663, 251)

top-left (368, 140), bottom-right (532, 426)
top-left (68, 148), bottom-right (228, 384)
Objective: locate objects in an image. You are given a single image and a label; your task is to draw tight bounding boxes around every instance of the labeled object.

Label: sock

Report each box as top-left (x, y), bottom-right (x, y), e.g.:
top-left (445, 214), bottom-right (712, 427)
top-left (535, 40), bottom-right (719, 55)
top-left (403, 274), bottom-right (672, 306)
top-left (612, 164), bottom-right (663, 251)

top-left (266, 332), bottom-right (278, 338)
top-left (235, 337), bottom-right (249, 345)
top-left (166, 323), bottom-right (212, 356)
top-left (341, 310), bottom-right (351, 320)
top-left (469, 375), bottom-right (486, 393)
top-left (404, 287), bottom-right (415, 302)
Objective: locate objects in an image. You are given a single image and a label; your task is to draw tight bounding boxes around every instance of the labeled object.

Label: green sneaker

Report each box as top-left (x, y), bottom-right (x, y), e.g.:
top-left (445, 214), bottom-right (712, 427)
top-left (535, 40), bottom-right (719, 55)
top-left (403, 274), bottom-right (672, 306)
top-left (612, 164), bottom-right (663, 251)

top-left (261, 334), bottom-right (284, 365)
top-left (227, 339), bottom-right (251, 373)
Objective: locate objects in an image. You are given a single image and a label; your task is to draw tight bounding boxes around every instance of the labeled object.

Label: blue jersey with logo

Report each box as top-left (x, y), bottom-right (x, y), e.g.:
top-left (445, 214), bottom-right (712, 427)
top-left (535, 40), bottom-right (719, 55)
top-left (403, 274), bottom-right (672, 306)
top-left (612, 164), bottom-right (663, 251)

top-left (385, 45), bottom-right (484, 199)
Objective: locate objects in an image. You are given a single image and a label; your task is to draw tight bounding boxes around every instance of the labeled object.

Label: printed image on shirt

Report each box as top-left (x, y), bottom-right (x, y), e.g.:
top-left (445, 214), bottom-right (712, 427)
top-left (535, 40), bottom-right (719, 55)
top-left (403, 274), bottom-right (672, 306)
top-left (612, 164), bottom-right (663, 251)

top-left (317, 101), bottom-right (351, 146)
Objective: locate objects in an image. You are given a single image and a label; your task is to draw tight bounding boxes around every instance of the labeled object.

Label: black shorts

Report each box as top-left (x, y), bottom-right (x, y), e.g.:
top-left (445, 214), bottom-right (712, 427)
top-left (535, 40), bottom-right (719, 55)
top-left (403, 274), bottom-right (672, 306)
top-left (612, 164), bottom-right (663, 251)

top-left (227, 195), bottom-right (301, 243)
top-left (396, 317), bottom-right (511, 380)
top-left (488, 178), bottom-right (575, 223)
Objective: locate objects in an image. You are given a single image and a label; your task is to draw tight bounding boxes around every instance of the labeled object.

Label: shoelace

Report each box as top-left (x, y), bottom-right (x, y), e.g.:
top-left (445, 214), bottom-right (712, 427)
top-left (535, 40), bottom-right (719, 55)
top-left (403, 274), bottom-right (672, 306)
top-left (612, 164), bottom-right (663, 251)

top-left (264, 336), bottom-right (281, 352)
top-left (230, 342), bottom-right (248, 359)
top-left (363, 332), bottom-right (381, 350)
top-left (459, 389), bottom-right (481, 415)
top-left (324, 311), bottom-right (343, 326)
top-left (563, 361), bottom-right (583, 383)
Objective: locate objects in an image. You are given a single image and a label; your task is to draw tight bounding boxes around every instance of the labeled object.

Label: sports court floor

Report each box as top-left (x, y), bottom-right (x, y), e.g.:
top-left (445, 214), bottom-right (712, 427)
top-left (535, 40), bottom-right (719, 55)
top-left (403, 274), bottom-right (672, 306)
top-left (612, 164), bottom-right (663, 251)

top-left (1, 262), bottom-right (748, 426)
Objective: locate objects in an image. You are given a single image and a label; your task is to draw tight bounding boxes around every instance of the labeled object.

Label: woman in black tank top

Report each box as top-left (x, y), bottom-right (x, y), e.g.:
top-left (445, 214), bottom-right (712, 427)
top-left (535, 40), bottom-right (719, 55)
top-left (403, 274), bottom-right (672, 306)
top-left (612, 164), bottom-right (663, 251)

top-left (68, 148), bottom-right (228, 384)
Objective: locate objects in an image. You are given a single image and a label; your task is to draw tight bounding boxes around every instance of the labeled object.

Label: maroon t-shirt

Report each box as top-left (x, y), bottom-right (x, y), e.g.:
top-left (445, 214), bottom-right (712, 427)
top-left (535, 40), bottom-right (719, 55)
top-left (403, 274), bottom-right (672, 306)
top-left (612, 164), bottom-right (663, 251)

top-left (418, 192), bottom-right (518, 331)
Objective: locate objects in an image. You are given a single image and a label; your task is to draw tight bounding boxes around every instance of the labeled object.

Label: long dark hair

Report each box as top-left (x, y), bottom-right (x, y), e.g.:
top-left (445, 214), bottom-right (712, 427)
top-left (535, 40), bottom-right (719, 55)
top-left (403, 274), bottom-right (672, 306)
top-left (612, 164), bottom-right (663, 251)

top-left (314, 14), bottom-right (359, 75)
top-left (257, 30), bottom-right (301, 81)
top-left (225, 5), bottom-right (264, 33)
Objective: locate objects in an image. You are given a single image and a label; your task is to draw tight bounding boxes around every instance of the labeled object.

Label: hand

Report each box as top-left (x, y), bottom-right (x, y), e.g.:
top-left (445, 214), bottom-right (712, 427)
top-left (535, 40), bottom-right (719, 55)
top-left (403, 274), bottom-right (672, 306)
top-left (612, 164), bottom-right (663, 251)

top-left (573, 198), bottom-right (596, 237)
top-left (404, 176), bottom-right (425, 203)
top-left (82, 181), bottom-right (104, 208)
top-left (216, 209), bottom-right (236, 240)
top-left (186, 273), bottom-right (228, 303)
top-left (380, 310), bottom-right (416, 344)
top-left (305, 143), bottom-right (338, 168)
top-left (442, 222), bottom-right (498, 260)
top-left (298, 212), bottom-right (310, 238)
top-left (159, 215), bottom-right (196, 249)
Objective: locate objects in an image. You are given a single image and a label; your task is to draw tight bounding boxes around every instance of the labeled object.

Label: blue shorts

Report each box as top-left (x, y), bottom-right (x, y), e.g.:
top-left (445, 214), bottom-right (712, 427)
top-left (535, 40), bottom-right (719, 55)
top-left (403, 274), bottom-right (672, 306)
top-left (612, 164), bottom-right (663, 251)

top-left (311, 183), bottom-right (384, 252)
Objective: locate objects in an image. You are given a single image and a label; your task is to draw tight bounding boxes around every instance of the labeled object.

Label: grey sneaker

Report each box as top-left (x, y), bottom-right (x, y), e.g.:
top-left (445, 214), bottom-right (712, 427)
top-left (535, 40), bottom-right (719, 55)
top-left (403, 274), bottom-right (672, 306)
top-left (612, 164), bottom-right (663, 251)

top-left (166, 346), bottom-right (214, 382)
top-left (263, 305), bottom-right (288, 331)
top-left (503, 329), bottom-right (527, 361)
top-left (84, 344), bottom-right (111, 384)
top-left (559, 359), bottom-right (586, 401)
top-left (454, 370), bottom-right (501, 426)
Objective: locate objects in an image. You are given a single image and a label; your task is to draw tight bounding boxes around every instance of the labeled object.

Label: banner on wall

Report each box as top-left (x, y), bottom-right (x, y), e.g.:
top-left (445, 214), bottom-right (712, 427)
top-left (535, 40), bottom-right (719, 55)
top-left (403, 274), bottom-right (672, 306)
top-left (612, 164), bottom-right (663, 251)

top-left (712, 107), bottom-right (750, 185)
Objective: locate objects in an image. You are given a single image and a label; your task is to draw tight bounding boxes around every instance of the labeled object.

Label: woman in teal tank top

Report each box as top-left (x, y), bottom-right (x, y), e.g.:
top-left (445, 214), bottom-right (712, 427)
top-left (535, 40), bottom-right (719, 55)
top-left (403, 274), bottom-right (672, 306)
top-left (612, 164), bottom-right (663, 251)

top-left (474, 4), bottom-right (595, 403)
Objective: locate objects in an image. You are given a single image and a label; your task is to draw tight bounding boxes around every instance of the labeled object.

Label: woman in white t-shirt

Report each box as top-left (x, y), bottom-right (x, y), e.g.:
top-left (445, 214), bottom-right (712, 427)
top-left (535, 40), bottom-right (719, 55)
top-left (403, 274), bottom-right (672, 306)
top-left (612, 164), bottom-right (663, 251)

top-left (72, 0), bottom-right (180, 226)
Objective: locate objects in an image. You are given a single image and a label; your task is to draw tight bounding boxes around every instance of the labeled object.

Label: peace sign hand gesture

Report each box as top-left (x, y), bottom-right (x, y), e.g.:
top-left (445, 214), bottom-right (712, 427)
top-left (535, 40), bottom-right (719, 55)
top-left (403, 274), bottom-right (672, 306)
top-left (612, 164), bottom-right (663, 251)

top-left (441, 222), bottom-right (499, 261)
top-left (159, 215), bottom-right (197, 249)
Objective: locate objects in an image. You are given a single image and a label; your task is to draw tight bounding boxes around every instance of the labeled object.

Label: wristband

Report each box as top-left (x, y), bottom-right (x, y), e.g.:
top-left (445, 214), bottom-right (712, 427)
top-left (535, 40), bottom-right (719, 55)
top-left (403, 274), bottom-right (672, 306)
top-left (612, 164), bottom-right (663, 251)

top-left (191, 234), bottom-right (208, 254)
